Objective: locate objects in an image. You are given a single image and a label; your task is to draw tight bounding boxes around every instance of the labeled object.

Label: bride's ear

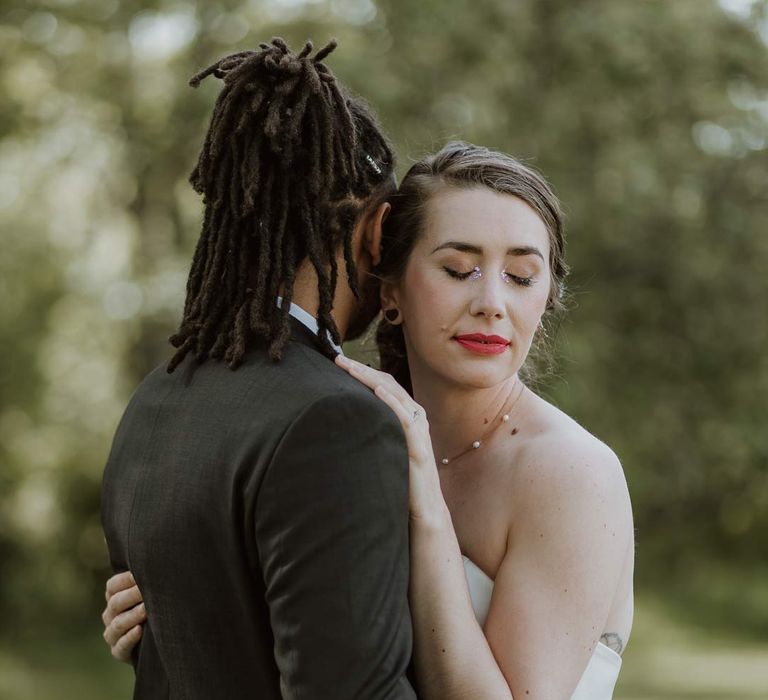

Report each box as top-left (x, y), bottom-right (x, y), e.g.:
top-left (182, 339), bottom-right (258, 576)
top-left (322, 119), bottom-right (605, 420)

top-left (380, 279), bottom-right (400, 316)
top-left (363, 201), bottom-right (391, 268)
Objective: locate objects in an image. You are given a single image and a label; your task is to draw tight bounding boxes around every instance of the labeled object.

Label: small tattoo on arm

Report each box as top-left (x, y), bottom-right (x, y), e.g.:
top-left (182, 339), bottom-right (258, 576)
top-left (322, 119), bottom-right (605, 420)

top-left (600, 632), bottom-right (623, 654)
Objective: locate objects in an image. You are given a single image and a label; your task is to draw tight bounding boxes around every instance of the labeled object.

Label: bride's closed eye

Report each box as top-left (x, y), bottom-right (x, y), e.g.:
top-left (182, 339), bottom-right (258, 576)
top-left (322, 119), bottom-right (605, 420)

top-left (442, 266), bottom-right (535, 288)
top-left (502, 272), bottom-right (535, 287)
top-left (441, 266), bottom-right (475, 281)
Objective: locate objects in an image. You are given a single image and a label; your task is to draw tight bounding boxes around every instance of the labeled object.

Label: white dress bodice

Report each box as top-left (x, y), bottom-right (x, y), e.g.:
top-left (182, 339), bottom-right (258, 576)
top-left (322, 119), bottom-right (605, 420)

top-left (462, 555), bottom-right (622, 700)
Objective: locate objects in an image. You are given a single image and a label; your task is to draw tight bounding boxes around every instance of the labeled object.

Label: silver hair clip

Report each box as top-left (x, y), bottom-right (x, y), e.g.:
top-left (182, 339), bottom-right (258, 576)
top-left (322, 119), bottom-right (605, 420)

top-left (364, 153), bottom-right (383, 175)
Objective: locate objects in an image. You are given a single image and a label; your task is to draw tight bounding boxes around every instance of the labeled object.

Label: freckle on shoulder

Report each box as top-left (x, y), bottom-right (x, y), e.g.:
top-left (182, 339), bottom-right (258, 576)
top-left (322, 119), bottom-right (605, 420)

top-left (512, 394), bottom-right (625, 485)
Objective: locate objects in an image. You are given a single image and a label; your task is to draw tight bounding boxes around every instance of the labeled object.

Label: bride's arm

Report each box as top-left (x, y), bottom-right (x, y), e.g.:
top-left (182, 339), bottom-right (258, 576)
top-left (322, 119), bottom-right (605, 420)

top-left (409, 508), bottom-right (513, 699)
top-left (336, 357), bottom-right (633, 700)
top-left (475, 438), bottom-right (633, 699)
top-left (412, 435), bottom-right (633, 700)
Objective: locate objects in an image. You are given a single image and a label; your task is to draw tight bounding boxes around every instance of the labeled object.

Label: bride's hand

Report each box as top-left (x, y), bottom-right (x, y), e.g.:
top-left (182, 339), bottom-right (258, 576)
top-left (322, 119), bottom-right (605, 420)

top-left (334, 355), bottom-right (448, 524)
top-left (102, 571), bottom-right (145, 662)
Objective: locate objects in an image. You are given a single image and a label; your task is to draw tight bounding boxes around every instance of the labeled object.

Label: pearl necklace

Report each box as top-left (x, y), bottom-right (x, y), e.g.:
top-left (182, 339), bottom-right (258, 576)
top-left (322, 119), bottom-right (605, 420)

top-left (439, 383), bottom-right (526, 465)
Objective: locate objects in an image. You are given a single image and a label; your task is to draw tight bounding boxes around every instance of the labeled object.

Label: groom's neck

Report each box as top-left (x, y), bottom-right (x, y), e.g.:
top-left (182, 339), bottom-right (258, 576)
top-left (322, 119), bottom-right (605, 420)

top-left (280, 258), bottom-right (354, 342)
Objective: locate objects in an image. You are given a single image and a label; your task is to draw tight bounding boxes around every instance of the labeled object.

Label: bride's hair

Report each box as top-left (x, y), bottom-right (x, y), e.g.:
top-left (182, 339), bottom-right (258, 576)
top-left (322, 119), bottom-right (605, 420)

top-left (168, 38), bottom-right (396, 372)
top-left (375, 141), bottom-right (568, 394)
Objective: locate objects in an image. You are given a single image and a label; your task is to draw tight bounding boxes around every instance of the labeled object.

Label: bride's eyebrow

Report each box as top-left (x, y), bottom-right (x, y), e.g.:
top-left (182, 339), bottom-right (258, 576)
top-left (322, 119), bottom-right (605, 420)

top-left (430, 241), bottom-right (545, 261)
top-left (431, 241), bottom-right (481, 255)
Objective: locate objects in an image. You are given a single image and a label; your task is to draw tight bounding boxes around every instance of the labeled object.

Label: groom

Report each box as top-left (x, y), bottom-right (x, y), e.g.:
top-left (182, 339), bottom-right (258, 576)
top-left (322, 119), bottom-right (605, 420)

top-left (101, 39), bottom-right (417, 698)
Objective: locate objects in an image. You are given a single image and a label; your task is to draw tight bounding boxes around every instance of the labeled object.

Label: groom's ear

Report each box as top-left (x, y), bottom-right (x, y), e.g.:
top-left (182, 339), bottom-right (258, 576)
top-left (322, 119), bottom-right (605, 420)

top-left (362, 201), bottom-right (391, 268)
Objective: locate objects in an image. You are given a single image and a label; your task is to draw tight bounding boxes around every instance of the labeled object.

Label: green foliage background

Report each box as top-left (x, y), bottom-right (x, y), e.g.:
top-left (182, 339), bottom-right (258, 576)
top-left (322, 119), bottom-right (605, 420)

top-left (1, 0), bottom-right (767, 697)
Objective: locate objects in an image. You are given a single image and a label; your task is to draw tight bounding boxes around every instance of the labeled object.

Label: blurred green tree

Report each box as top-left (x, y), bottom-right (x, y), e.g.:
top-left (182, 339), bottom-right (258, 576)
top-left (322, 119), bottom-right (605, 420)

top-left (0, 0), bottom-right (766, 645)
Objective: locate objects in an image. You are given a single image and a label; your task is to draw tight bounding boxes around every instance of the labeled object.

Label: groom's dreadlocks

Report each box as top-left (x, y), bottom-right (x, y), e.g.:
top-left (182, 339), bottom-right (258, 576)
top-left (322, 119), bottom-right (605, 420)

top-left (167, 38), bottom-right (395, 372)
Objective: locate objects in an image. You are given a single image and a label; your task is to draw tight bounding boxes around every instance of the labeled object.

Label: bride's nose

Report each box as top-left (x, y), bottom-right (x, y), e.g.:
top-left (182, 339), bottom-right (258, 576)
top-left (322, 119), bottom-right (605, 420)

top-left (468, 271), bottom-right (506, 320)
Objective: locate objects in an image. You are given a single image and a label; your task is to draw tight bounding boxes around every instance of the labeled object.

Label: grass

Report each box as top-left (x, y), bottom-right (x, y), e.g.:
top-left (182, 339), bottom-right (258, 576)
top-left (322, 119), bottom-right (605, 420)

top-left (1, 595), bottom-right (766, 699)
top-left (0, 622), bottom-right (133, 699)
top-left (615, 595), bottom-right (768, 699)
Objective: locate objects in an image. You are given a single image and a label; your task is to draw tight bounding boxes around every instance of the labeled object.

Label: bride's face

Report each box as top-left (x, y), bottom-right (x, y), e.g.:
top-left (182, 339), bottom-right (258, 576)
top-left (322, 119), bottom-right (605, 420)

top-left (386, 186), bottom-right (551, 390)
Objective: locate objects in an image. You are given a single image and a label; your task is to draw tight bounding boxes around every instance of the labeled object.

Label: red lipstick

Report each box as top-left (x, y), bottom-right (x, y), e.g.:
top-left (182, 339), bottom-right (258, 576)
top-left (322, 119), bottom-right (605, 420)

top-left (453, 333), bottom-right (511, 355)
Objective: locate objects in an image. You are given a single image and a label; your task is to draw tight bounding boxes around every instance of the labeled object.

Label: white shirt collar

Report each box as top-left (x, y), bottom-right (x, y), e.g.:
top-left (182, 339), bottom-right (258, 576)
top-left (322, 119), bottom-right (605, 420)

top-left (276, 296), bottom-right (344, 356)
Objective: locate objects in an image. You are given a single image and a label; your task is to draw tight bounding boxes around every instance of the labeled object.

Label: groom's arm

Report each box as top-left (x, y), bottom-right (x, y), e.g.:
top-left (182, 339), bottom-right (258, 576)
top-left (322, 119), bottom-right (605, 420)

top-left (255, 390), bottom-right (418, 700)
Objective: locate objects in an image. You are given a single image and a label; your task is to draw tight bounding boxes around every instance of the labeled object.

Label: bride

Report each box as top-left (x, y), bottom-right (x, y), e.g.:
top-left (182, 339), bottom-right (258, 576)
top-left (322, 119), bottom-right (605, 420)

top-left (102, 142), bottom-right (634, 699)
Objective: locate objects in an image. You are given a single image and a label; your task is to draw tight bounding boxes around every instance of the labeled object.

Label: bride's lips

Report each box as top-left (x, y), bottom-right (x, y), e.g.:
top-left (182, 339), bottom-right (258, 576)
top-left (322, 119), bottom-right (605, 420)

top-left (453, 333), bottom-right (511, 355)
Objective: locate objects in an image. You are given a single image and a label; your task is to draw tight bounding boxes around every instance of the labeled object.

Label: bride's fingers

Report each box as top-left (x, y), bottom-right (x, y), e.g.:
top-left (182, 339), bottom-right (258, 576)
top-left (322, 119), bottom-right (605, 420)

top-left (334, 355), bottom-right (383, 384)
top-left (374, 386), bottom-right (430, 456)
top-left (102, 584), bottom-right (144, 626)
top-left (373, 384), bottom-right (412, 425)
top-left (335, 357), bottom-right (430, 453)
top-left (104, 602), bottom-right (147, 647)
top-left (105, 571), bottom-right (136, 602)
top-left (335, 356), bottom-right (409, 403)
top-left (110, 621), bottom-right (144, 662)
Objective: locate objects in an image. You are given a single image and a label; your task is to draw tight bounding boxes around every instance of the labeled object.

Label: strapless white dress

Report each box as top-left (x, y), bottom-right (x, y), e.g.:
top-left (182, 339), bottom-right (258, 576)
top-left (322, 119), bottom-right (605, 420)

top-left (463, 555), bottom-right (622, 700)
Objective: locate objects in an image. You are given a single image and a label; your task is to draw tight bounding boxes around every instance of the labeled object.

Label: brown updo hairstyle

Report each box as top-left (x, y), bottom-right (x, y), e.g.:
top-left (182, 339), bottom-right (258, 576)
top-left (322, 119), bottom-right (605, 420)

top-left (375, 141), bottom-right (568, 395)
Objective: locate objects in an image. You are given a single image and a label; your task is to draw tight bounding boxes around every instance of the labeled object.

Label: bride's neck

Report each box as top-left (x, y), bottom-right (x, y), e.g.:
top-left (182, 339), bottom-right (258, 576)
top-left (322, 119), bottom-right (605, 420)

top-left (410, 366), bottom-right (522, 465)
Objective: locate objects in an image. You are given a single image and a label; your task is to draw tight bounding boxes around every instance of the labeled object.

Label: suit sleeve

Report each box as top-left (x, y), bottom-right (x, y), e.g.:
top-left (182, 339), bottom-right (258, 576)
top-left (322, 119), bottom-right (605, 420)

top-left (254, 390), bottom-right (417, 700)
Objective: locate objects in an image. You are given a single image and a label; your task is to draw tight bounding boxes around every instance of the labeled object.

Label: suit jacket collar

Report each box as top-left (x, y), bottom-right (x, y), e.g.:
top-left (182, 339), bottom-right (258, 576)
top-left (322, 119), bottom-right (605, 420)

top-left (288, 315), bottom-right (341, 361)
top-left (278, 297), bottom-right (344, 356)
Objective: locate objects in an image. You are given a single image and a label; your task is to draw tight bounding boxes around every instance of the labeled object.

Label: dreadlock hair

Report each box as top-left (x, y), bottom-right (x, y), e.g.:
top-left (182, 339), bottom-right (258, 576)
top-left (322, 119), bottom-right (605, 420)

top-left (167, 38), bottom-right (396, 372)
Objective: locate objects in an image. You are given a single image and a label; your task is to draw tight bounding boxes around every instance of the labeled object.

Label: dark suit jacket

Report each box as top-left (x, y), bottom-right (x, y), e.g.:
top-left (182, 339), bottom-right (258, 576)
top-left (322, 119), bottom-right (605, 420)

top-left (101, 319), bottom-right (417, 699)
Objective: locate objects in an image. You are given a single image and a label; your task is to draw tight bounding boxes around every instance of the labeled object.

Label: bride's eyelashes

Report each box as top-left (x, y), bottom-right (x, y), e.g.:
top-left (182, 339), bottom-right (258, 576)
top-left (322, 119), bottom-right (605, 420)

top-left (441, 265), bottom-right (535, 288)
top-left (441, 266), bottom-right (475, 281)
top-left (501, 271), bottom-right (535, 287)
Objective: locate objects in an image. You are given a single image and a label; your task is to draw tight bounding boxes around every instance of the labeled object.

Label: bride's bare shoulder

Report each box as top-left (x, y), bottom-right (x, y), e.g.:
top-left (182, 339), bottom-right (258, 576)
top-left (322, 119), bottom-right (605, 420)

top-left (511, 391), bottom-right (631, 517)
